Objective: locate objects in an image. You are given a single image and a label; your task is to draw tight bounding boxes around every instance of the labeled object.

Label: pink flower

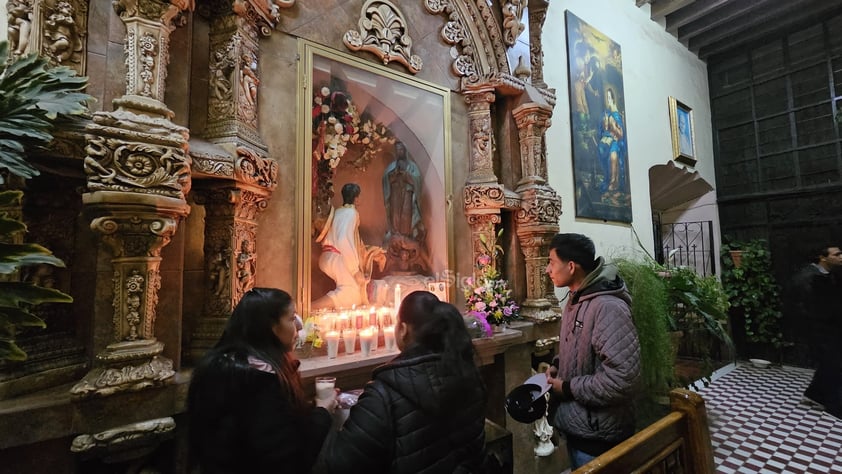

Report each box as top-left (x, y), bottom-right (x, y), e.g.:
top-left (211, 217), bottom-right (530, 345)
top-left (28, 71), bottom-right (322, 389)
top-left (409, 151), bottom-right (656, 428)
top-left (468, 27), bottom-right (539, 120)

top-left (474, 286), bottom-right (485, 295)
top-left (475, 301), bottom-right (487, 311)
top-left (477, 254), bottom-right (492, 266)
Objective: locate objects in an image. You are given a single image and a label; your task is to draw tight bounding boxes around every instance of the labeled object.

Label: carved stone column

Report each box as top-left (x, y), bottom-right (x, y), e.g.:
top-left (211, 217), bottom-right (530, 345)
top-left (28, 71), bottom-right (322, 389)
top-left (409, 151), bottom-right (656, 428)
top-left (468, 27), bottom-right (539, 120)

top-left (463, 84), bottom-right (505, 273)
top-left (464, 85), bottom-right (498, 185)
top-left (201, 0), bottom-right (293, 154)
top-left (513, 102), bottom-right (561, 320)
top-left (188, 149), bottom-right (278, 362)
top-left (527, 0), bottom-right (550, 89)
top-left (72, 0), bottom-right (193, 398)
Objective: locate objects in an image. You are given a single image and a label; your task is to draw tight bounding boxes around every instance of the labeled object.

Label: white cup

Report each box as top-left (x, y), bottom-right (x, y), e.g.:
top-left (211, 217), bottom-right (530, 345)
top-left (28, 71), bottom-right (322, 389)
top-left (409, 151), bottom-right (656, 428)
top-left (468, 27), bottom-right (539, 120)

top-left (315, 376), bottom-right (336, 402)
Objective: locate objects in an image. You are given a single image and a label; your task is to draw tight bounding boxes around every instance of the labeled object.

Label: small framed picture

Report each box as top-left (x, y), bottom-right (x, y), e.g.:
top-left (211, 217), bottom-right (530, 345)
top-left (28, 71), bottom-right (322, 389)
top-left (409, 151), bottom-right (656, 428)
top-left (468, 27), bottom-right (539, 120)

top-left (427, 281), bottom-right (448, 302)
top-left (668, 97), bottom-right (696, 166)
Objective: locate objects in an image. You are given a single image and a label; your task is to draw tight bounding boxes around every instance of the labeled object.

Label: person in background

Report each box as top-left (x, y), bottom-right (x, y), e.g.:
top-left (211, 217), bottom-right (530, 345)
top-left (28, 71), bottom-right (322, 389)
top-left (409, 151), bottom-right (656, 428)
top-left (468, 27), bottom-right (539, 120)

top-left (544, 233), bottom-right (641, 469)
top-left (322, 291), bottom-right (487, 473)
top-left (790, 246), bottom-right (842, 418)
top-left (188, 288), bottom-right (337, 474)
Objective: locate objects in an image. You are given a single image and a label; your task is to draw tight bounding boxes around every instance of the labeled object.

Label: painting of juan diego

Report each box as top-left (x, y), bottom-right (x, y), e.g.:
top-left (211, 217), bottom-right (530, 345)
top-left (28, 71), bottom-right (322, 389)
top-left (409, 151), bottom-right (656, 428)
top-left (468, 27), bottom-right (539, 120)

top-left (565, 11), bottom-right (632, 223)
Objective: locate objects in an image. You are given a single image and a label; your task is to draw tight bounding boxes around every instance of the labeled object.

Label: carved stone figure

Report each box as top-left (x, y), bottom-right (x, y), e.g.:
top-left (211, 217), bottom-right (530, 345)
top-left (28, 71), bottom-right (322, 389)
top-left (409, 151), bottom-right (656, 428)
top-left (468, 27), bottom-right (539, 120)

top-left (240, 54), bottom-right (259, 106)
top-left (44, 1), bottom-right (77, 64)
top-left (236, 239), bottom-right (256, 291)
top-left (7, 0), bottom-right (32, 57)
top-left (209, 243), bottom-right (231, 297)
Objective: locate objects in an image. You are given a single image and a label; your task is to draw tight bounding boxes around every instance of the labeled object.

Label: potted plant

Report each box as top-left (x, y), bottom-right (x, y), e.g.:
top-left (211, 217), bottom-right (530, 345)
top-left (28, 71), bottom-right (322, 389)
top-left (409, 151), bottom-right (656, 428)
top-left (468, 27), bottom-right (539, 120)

top-left (0, 41), bottom-right (91, 360)
top-left (661, 265), bottom-right (733, 386)
top-left (721, 239), bottom-right (786, 364)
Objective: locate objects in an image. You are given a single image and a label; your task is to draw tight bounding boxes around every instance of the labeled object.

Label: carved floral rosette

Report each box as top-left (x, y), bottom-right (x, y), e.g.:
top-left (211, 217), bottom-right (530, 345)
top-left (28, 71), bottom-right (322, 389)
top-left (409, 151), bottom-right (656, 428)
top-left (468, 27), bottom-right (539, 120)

top-left (84, 108), bottom-right (191, 200)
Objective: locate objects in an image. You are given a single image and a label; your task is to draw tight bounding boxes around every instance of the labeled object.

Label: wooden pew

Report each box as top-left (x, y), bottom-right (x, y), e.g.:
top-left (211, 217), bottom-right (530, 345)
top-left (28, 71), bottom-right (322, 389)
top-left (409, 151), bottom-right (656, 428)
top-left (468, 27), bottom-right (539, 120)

top-left (574, 389), bottom-right (716, 474)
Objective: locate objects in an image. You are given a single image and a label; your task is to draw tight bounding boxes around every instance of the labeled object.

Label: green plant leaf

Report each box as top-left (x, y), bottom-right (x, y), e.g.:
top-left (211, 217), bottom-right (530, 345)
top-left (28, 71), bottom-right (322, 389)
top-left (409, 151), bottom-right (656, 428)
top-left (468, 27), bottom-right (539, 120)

top-left (0, 282), bottom-right (73, 306)
top-left (0, 306), bottom-right (46, 328)
top-left (0, 339), bottom-right (28, 361)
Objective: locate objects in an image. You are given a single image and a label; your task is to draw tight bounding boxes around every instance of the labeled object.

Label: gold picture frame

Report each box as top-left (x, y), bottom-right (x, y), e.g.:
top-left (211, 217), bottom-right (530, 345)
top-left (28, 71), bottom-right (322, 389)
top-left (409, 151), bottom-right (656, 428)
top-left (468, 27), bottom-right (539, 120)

top-left (296, 40), bottom-right (454, 315)
top-left (668, 96), bottom-right (697, 166)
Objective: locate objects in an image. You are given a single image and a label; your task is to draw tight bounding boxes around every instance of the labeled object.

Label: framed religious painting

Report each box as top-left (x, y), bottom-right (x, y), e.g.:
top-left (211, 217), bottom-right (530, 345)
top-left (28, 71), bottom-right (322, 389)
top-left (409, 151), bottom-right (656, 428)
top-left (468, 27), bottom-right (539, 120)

top-left (668, 96), bottom-right (697, 166)
top-left (565, 11), bottom-right (632, 223)
top-left (297, 40), bottom-right (454, 317)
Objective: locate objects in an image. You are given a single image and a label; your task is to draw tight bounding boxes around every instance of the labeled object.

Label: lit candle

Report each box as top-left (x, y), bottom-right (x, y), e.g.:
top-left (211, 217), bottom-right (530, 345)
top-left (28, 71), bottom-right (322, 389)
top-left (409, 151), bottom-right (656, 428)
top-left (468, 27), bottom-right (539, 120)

top-left (342, 328), bottom-right (356, 355)
top-left (394, 284), bottom-right (402, 313)
top-left (383, 325), bottom-right (396, 352)
top-left (325, 331), bottom-right (340, 359)
top-left (359, 328), bottom-right (375, 357)
top-left (369, 307), bottom-right (377, 327)
top-left (339, 312), bottom-right (349, 331)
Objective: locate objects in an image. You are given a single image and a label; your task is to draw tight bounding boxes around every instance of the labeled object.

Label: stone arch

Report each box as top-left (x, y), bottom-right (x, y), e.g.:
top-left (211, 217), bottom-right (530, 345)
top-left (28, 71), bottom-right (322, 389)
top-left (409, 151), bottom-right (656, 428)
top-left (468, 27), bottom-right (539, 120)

top-left (423, 0), bottom-right (510, 86)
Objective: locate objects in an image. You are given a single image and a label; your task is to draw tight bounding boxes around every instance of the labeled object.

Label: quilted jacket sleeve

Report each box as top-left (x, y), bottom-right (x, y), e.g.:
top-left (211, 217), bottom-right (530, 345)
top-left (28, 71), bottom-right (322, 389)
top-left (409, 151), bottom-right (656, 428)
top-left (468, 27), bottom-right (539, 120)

top-left (569, 297), bottom-right (641, 407)
top-left (324, 382), bottom-right (392, 474)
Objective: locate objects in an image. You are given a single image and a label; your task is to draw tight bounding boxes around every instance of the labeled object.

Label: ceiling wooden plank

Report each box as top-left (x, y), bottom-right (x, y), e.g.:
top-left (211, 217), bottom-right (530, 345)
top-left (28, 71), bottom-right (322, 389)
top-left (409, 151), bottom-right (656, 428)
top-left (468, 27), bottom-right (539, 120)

top-left (636, 0), bottom-right (654, 7)
top-left (649, 0), bottom-right (695, 21)
top-left (665, 0), bottom-right (731, 34)
top-left (698, 2), bottom-right (842, 59)
top-left (678, 0), bottom-right (780, 42)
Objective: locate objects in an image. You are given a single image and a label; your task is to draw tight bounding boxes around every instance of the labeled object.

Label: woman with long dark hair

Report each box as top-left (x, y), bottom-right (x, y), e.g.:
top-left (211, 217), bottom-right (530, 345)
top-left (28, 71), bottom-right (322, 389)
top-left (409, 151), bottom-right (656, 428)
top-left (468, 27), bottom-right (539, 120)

top-left (188, 288), bottom-right (336, 473)
top-left (322, 290), bottom-right (487, 473)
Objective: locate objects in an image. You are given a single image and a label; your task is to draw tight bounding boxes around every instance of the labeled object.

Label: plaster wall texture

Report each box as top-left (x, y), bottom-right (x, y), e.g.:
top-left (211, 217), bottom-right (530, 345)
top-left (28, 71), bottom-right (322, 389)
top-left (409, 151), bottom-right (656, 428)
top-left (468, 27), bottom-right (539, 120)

top-left (542, 0), bottom-right (720, 266)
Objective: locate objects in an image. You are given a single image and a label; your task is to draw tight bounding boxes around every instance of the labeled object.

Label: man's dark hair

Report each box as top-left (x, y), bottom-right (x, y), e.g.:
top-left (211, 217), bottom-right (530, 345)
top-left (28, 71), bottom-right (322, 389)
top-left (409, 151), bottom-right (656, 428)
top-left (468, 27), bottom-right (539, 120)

top-left (549, 233), bottom-right (597, 273)
top-left (341, 183), bottom-right (361, 205)
top-left (810, 246), bottom-right (836, 264)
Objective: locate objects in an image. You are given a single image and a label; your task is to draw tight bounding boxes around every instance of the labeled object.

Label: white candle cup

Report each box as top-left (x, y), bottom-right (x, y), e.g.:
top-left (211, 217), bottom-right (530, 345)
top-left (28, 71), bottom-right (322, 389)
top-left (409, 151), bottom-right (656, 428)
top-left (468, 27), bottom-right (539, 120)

top-left (383, 326), bottom-right (397, 352)
top-left (325, 331), bottom-right (340, 359)
top-left (369, 326), bottom-right (379, 351)
top-left (343, 329), bottom-right (356, 355)
top-left (359, 329), bottom-right (375, 357)
top-left (315, 376), bottom-right (336, 402)
top-left (394, 284), bottom-right (402, 312)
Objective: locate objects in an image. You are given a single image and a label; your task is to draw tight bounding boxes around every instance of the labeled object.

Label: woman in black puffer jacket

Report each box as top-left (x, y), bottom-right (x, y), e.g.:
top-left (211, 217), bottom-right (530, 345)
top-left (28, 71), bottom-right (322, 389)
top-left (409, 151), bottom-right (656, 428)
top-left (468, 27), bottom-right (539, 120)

top-left (188, 288), bottom-right (336, 474)
top-left (323, 290), bottom-right (487, 474)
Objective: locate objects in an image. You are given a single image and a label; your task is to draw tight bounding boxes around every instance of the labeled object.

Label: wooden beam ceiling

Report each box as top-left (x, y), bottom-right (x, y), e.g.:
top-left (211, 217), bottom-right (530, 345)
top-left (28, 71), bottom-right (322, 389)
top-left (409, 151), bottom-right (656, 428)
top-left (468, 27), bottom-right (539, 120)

top-left (638, 0), bottom-right (842, 60)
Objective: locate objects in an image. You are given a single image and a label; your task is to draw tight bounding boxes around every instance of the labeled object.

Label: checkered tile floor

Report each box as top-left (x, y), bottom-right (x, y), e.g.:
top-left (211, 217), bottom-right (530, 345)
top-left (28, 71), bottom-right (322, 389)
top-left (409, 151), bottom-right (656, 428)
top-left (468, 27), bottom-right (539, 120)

top-left (699, 362), bottom-right (842, 473)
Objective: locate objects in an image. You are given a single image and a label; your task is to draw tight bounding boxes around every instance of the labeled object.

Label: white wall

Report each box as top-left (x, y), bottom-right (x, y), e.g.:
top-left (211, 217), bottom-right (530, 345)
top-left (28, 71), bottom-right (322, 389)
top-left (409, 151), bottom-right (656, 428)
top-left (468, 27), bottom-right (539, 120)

top-left (1, 1), bottom-right (7, 42)
top-left (543, 0), bottom-right (718, 263)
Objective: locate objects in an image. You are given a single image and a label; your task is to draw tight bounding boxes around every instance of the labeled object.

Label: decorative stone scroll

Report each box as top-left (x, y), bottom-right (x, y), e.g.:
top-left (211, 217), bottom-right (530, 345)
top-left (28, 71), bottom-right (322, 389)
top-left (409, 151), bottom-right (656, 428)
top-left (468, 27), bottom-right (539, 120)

top-left (502, 0), bottom-right (526, 47)
top-left (424, 0), bottom-right (508, 87)
top-left (70, 416), bottom-right (176, 454)
top-left (344, 0), bottom-right (422, 74)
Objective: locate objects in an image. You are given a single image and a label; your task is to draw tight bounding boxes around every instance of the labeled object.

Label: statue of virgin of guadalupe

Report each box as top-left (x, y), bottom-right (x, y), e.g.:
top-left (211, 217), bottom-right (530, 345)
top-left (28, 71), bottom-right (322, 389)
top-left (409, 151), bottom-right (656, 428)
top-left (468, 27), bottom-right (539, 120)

top-left (382, 141), bottom-right (424, 241)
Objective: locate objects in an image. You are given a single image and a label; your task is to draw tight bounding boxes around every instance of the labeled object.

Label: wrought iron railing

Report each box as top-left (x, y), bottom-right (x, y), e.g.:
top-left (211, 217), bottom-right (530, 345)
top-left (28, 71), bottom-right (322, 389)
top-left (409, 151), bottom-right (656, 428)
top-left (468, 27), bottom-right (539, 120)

top-left (657, 221), bottom-right (716, 277)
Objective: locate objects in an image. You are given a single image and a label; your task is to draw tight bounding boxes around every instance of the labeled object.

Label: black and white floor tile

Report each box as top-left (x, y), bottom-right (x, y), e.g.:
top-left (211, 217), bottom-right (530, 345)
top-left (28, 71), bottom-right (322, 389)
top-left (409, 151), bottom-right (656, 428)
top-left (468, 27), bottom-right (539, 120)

top-left (699, 363), bottom-right (842, 473)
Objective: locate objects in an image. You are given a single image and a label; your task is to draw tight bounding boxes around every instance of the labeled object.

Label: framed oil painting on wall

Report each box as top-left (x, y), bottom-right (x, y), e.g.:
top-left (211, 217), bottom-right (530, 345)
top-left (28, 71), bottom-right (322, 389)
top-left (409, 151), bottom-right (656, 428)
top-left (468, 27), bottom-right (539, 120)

top-left (297, 40), bottom-right (453, 315)
top-left (669, 96), bottom-right (697, 166)
top-left (565, 11), bottom-right (632, 223)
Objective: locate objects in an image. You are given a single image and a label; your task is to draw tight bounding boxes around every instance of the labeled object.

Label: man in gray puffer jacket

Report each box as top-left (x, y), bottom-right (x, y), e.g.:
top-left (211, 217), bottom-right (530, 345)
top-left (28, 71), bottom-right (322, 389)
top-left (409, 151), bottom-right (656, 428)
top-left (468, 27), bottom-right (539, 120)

top-left (544, 233), bottom-right (642, 469)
